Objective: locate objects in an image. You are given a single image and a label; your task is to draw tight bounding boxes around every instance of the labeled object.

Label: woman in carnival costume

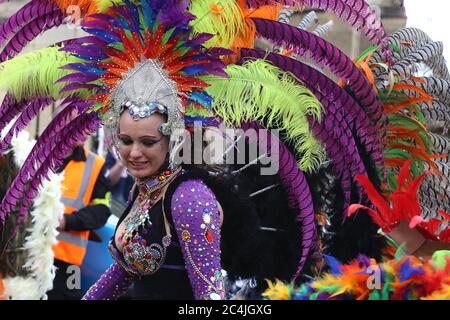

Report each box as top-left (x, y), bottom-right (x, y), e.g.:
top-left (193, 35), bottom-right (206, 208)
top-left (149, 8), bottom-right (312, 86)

top-left (0, 0), bottom-right (449, 299)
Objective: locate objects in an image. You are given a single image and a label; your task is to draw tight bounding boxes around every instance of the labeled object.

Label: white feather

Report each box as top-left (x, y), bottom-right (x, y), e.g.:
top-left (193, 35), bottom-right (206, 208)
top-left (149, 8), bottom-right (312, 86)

top-left (2, 130), bottom-right (64, 300)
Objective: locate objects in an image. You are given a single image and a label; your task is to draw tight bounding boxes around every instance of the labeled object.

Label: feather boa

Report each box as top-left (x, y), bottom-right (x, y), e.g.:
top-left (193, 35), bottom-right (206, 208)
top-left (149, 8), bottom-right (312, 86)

top-left (0, 127), bottom-right (63, 300)
top-left (263, 251), bottom-right (450, 300)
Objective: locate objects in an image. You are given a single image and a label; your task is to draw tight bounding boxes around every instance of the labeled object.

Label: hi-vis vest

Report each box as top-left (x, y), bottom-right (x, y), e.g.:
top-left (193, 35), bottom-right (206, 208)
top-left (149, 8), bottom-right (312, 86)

top-left (52, 148), bottom-right (105, 266)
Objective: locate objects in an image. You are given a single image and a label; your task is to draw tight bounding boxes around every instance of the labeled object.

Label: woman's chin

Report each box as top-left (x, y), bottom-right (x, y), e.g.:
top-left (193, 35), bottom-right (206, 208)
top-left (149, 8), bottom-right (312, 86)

top-left (128, 168), bottom-right (153, 179)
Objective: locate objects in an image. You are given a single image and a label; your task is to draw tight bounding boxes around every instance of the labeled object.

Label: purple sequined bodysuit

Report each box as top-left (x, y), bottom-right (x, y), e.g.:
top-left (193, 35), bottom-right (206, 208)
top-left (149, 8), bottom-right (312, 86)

top-left (83, 176), bottom-right (225, 300)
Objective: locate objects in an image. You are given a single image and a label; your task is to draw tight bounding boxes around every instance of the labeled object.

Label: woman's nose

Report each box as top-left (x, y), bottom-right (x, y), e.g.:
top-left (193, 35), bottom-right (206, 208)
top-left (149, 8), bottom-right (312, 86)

top-left (129, 143), bottom-right (142, 158)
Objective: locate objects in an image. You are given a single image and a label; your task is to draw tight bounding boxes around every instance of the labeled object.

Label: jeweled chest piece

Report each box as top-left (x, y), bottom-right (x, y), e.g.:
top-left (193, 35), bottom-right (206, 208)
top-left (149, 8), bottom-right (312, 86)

top-left (121, 188), bottom-right (161, 245)
top-left (119, 168), bottom-right (181, 276)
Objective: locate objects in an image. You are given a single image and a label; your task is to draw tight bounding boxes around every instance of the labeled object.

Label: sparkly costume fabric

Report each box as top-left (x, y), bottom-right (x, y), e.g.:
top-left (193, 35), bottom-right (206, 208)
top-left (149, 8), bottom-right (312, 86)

top-left (82, 263), bottom-right (133, 300)
top-left (170, 179), bottom-right (225, 300)
top-left (82, 178), bottom-right (225, 300)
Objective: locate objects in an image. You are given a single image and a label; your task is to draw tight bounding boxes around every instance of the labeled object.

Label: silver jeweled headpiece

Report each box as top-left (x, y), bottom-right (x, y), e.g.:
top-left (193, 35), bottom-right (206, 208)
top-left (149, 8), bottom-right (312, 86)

top-left (104, 60), bottom-right (186, 171)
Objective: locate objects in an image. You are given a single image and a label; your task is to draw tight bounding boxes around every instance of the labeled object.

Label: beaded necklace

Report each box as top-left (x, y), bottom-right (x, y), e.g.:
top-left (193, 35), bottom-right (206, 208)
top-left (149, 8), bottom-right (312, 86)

top-left (121, 167), bottom-right (181, 246)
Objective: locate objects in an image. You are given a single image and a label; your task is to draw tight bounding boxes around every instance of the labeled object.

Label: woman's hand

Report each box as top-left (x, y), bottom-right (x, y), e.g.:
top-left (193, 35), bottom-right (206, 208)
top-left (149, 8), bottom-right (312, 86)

top-left (388, 221), bottom-right (450, 259)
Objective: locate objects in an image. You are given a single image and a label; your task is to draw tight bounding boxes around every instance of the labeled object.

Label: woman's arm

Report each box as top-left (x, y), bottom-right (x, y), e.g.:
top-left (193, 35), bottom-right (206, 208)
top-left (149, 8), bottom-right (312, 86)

top-left (82, 263), bottom-right (133, 300)
top-left (170, 179), bottom-right (226, 300)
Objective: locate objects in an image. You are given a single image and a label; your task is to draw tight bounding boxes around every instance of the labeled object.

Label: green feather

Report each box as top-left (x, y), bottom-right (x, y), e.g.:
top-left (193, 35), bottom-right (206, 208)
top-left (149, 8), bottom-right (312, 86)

top-left (432, 251), bottom-right (450, 270)
top-left (395, 244), bottom-right (406, 261)
top-left (381, 284), bottom-right (392, 300)
top-left (189, 0), bottom-right (248, 50)
top-left (95, 0), bottom-right (122, 12)
top-left (162, 27), bottom-right (176, 45)
top-left (0, 47), bottom-right (84, 101)
top-left (203, 60), bottom-right (325, 172)
top-left (369, 290), bottom-right (381, 300)
top-left (185, 106), bottom-right (214, 118)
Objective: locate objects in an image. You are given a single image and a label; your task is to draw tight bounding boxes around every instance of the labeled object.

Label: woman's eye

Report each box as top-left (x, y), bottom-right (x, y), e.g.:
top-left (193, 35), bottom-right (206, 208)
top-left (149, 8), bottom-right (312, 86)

top-left (119, 138), bottom-right (133, 145)
top-left (142, 140), bottom-right (157, 147)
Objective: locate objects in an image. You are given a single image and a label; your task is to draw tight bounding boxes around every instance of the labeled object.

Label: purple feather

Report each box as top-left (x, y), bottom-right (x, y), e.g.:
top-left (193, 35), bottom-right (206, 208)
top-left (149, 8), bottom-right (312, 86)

top-left (159, 0), bottom-right (194, 28)
top-left (244, 122), bottom-right (318, 281)
top-left (63, 36), bottom-right (108, 49)
top-left (0, 97), bottom-right (53, 153)
top-left (0, 109), bottom-right (98, 221)
top-left (110, 4), bottom-right (135, 31)
top-left (0, 10), bottom-right (64, 62)
top-left (80, 19), bottom-right (115, 32)
top-left (244, 0), bottom-right (387, 45)
top-left (308, 118), bottom-right (356, 212)
top-left (61, 44), bottom-right (107, 58)
top-left (184, 33), bottom-right (214, 47)
top-left (304, 0), bottom-right (386, 45)
top-left (86, 13), bottom-right (118, 26)
top-left (15, 113), bottom-right (101, 224)
top-left (0, 96), bottom-right (30, 134)
top-left (245, 0), bottom-right (301, 7)
top-left (16, 99), bottom-right (90, 182)
top-left (205, 48), bottom-right (235, 58)
top-left (0, 0), bottom-right (60, 46)
top-left (56, 72), bottom-right (100, 84)
top-left (59, 83), bottom-right (101, 94)
top-left (239, 49), bottom-right (384, 167)
top-left (123, 0), bottom-right (142, 31)
top-left (149, 0), bottom-right (166, 12)
top-left (251, 18), bottom-right (387, 138)
top-left (60, 62), bottom-right (105, 75)
top-left (81, 27), bottom-right (121, 44)
top-left (341, 0), bottom-right (387, 44)
top-left (357, 254), bottom-right (372, 268)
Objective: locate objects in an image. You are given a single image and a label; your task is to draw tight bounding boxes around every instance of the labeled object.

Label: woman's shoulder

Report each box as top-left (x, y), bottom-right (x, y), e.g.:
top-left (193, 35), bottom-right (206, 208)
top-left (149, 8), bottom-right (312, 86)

top-left (166, 168), bottom-right (214, 197)
top-left (171, 179), bottom-right (216, 204)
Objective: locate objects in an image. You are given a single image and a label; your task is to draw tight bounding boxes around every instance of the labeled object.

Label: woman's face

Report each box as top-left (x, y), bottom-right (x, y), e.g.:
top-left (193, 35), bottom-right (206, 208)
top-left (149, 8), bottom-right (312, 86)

top-left (118, 112), bottom-right (169, 179)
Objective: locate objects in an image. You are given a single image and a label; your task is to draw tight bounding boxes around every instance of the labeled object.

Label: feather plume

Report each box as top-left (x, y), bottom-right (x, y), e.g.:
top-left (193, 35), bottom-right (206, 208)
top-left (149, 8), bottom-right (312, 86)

top-left (251, 18), bottom-right (387, 136)
top-left (245, 0), bottom-right (386, 45)
top-left (312, 20), bottom-right (334, 38)
top-left (277, 8), bottom-right (295, 25)
top-left (189, 0), bottom-right (255, 52)
top-left (0, 1), bottom-right (60, 47)
top-left (0, 95), bottom-right (29, 134)
top-left (239, 49), bottom-right (384, 167)
top-left (1, 112), bottom-right (100, 221)
top-left (402, 77), bottom-right (450, 105)
top-left (0, 97), bottom-right (54, 154)
top-left (0, 98), bottom-right (88, 218)
top-left (204, 59), bottom-right (325, 172)
top-left (268, 253), bottom-right (450, 300)
top-left (2, 129), bottom-right (63, 300)
top-left (0, 47), bottom-right (84, 101)
top-left (297, 11), bottom-right (318, 30)
top-left (18, 116), bottom-right (100, 219)
top-left (0, 11), bottom-right (64, 63)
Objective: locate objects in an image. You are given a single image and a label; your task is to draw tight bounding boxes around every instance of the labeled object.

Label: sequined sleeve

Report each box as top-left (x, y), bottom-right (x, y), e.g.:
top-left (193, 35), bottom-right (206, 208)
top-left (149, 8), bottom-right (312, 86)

top-left (82, 263), bottom-right (133, 300)
top-left (170, 179), bottom-right (225, 300)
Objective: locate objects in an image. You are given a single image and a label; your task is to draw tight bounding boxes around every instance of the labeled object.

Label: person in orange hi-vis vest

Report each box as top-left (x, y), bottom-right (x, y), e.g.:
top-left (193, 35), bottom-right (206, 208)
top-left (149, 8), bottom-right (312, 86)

top-left (47, 133), bottom-right (112, 300)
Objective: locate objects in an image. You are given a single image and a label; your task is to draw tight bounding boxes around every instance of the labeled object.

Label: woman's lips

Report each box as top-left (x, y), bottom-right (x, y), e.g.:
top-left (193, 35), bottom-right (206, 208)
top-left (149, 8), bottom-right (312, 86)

top-left (129, 161), bottom-right (149, 169)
